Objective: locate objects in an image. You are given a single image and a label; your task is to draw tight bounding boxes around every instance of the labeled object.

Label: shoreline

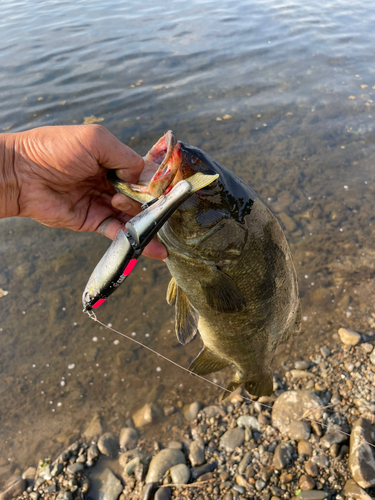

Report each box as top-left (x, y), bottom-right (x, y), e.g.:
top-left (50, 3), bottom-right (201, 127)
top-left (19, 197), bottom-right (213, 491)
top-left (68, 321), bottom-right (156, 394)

top-left (2, 326), bottom-right (375, 500)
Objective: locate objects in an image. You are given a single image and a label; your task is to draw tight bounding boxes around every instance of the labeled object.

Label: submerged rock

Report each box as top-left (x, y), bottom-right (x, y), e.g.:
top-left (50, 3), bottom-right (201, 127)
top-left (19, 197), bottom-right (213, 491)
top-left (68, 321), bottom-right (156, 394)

top-left (338, 327), bottom-right (361, 346)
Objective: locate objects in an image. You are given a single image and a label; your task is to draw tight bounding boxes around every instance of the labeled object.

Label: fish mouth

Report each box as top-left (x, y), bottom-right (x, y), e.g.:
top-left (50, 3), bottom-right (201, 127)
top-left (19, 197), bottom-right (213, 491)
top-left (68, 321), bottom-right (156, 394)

top-left (112, 131), bottom-right (189, 203)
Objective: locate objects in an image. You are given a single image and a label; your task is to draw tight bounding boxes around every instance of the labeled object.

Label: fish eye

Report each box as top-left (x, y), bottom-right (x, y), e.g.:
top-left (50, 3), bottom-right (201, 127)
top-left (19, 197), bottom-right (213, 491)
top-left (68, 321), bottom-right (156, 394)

top-left (191, 156), bottom-right (201, 165)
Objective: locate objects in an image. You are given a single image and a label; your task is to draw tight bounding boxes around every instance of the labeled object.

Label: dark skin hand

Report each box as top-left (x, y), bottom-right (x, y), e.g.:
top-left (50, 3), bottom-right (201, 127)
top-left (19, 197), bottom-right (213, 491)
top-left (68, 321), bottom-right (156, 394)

top-left (0, 124), bottom-right (167, 260)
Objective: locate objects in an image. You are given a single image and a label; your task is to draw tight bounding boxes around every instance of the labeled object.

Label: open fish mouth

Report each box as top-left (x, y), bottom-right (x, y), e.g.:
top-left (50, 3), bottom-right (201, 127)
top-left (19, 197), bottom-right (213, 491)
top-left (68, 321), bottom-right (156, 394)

top-left (110, 131), bottom-right (190, 203)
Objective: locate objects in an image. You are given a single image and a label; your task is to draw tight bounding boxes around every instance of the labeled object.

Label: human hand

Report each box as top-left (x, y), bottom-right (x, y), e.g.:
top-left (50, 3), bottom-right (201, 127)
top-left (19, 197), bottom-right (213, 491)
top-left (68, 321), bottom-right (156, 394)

top-left (1, 125), bottom-right (167, 260)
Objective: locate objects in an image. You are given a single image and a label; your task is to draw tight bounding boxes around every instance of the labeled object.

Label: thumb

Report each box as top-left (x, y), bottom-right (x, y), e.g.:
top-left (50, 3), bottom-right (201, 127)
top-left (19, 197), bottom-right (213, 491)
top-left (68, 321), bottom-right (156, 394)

top-left (87, 125), bottom-right (144, 184)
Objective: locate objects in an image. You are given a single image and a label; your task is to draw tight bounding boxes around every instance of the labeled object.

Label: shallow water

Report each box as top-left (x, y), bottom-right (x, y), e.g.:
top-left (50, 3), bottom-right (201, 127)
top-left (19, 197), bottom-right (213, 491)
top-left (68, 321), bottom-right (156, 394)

top-left (1, 0), bottom-right (375, 482)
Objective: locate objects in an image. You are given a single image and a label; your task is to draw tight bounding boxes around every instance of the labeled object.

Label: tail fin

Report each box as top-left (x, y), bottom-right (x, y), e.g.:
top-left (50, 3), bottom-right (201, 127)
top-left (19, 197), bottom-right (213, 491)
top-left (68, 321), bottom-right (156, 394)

top-left (244, 370), bottom-right (273, 397)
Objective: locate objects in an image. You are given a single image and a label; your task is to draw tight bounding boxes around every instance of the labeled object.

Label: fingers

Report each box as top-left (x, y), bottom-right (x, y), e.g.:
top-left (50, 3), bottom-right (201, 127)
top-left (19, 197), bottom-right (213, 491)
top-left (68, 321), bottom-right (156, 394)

top-left (111, 192), bottom-right (141, 216)
top-left (84, 125), bottom-right (144, 184)
top-left (96, 216), bottom-right (168, 261)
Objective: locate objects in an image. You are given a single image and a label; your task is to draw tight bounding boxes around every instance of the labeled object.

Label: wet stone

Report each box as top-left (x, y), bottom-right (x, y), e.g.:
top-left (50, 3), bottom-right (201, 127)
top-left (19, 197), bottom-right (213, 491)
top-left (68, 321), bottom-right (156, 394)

top-left (279, 472), bottom-right (293, 484)
top-left (238, 451), bottom-right (252, 474)
top-left (184, 401), bottom-right (201, 421)
top-left (167, 441), bottom-right (183, 450)
top-left (170, 464), bottom-right (190, 485)
top-left (87, 444), bottom-right (99, 462)
top-left (233, 484), bottom-right (245, 494)
top-left (361, 343), bottom-right (374, 354)
top-left (142, 483), bottom-right (157, 500)
top-left (133, 403), bottom-right (163, 428)
top-left (120, 427), bottom-right (138, 450)
top-left (271, 486), bottom-right (284, 496)
top-left (56, 492), bottom-right (73, 500)
top-left (22, 467), bottom-right (36, 482)
top-left (202, 405), bottom-right (224, 418)
top-left (220, 427), bottom-right (245, 452)
top-left (338, 327), bottom-right (361, 346)
top-left (320, 346), bottom-right (331, 358)
top-left (95, 468), bottom-right (123, 500)
top-left (145, 449), bottom-right (185, 483)
top-left (98, 432), bottom-right (119, 457)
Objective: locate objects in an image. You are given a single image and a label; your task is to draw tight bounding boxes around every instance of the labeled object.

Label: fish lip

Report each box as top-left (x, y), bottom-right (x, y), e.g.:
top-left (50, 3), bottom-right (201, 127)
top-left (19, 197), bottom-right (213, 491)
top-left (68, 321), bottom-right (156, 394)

top-left (124, 131), bottom-right (182, 198)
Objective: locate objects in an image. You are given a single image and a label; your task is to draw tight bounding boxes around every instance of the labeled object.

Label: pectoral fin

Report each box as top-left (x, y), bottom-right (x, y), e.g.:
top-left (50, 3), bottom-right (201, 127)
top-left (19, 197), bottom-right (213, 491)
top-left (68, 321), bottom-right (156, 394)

top-left (175, 287), bottom-right (199, 345)
top-left (166, 277), bottom-right (177, 306)
top-left (189, 346), bottom-right (230, 376)
top-left (200, 268), bottom-right (246, 312)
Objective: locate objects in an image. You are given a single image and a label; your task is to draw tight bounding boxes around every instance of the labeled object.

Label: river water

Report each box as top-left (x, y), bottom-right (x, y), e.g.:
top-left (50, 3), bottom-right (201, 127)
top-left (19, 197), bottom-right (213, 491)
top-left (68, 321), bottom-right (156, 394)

top-left (0, 0), bottom-right (375, 482)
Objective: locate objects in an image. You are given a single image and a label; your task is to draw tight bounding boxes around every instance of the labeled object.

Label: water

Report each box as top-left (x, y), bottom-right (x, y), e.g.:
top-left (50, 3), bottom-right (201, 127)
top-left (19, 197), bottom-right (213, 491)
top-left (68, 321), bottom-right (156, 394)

top-left (1, 0), bottom-right (375, 482)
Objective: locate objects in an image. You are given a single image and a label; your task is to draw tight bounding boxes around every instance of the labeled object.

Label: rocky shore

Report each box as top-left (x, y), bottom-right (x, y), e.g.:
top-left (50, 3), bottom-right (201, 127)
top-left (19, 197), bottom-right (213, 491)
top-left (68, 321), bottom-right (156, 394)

top-left (2, 325), bottom-right (375, 500)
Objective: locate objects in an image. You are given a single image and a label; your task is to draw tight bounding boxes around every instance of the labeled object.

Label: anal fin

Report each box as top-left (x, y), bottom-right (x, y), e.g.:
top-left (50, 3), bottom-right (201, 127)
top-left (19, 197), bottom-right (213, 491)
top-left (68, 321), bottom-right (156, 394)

top-left (200, 268), bottom-right (246, 313)
top-left (189, 346), bottom-right (230, 376)
top-left (175, 287), bottom-right (199, 346)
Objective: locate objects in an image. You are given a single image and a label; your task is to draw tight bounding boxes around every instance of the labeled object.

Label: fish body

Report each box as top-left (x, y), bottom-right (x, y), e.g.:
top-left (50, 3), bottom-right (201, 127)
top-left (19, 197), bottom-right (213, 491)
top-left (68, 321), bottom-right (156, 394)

top-left (110, 132), bottom-right (300, 396)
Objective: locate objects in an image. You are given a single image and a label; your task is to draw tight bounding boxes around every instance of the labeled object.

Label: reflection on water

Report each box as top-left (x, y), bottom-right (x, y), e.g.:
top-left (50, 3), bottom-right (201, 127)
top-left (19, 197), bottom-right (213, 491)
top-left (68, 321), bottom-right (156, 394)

top-left (1, 0), bottom-right (375, 482)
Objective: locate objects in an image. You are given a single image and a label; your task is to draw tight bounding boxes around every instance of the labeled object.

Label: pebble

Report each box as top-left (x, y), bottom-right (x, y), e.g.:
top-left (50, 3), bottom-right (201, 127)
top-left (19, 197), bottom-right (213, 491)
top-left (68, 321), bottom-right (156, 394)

top-left (167, 441), bottom-right (183, 450)
top-left (255, 479), bottom-right (266, 491)
top-left (84, 413), bottom-right (103, 440)
top-left (273, 443), bottom-right (292, 470)
top-left (288, 421), bottom-right (311, 441)
top-left (320, 430), bottom-right (348, 448)
top-left (304, 461), bottom-right (318, 477)
top-left (124, 456), bottom-right (140, 475)
top-left (184, 401), bottom-right (201, 421)
top-left (311, 455), bottom-right (329, 468)
top-left (236, 415), bottom-right (261, 431)
top-left (94, 468), bottom-right (123, 500)
top-left (237, 451), bottom-right (252, 474)
top-left (87, 444), bottom-right (99, 462)
top-left (320, 346), bottom-right (331, 358)
top-left (299, 491), bottom-right (328, 500)
top-left (142, 483), bottom-right (157, 500)
top-left (189, 439), bottom-right (205, 466)
top-left (338, 327), bottom-right (361, 346)
top-left (202, 405), bottom-right (224, 418)
top-left (298, 440), bottom-right (313, 456)
top-left (154, 487), bottom-right (171, 500)
top-left (370, 349), bottom-right (375, 365)
top-left (299, 474), bottom-right (315, 490)
top-left (170, 463), bottom-right (190, 484)
top-left (290, 370), bottom-right (315, 379)
top-left (191, 460), bottom-right (217, 480)
top-left (67, 463), bottom-right (84, 474)
top-left (133, 403), bottom-right (163, 428)
top-left (145, 449), bottom-right (185, 483)
top-left (98, 432), bottom-right (119, 457)
top-left (22, 466), bottom-right (36, 482)
top-left (233, 484), bottom-right (245, 494)
top-left (119, 427), bottom-right (138, 450)
top-left (294, 360), bottom-right (310, 370)
top-left (219, 427), bottom-right (245, 452)
top-left (361, 343), bottom-right (374, 354)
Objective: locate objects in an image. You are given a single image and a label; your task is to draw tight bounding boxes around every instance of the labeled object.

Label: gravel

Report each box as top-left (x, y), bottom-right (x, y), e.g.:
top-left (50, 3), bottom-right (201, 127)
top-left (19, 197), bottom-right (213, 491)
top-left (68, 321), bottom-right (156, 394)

top-left (3, 328), bottom-right (375, 500)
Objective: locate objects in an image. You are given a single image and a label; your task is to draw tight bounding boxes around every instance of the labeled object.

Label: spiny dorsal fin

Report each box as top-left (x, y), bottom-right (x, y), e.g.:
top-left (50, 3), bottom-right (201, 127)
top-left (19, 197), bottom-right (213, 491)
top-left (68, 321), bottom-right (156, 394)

top-left (200, 268), bottom-right (246, 313)
top-left (175, 287), bottom-right (199, 346)
top-left (189, 346), bottom-right (230, 376)
top-left (166, 277), bottom-right (177, 306)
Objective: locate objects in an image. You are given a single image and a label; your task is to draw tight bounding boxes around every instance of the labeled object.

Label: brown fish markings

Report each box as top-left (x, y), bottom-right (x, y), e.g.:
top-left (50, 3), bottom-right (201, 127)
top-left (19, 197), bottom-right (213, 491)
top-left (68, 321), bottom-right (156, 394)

top-left (109, 131), bottom-right (301, 397)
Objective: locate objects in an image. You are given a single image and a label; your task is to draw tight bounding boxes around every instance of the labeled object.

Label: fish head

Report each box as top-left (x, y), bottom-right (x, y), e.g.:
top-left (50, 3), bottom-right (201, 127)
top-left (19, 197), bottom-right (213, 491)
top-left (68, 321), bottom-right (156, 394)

top-left (111, 131), bottom-right (219, 202)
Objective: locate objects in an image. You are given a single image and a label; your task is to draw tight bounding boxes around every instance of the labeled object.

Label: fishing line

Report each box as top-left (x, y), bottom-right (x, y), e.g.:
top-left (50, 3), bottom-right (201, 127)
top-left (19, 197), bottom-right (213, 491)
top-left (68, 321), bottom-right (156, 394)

top-left (88, 313), bottom-right (375, 450)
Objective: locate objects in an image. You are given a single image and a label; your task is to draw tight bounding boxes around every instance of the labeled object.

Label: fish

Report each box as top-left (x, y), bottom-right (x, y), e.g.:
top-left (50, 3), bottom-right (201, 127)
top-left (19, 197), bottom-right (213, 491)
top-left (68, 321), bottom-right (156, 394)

top-left (109, 131), bottom-right (301, 397)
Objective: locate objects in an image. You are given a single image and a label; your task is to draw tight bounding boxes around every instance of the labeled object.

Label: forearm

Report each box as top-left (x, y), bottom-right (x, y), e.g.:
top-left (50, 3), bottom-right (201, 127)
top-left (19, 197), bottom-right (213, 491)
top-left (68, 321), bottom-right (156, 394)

top-left (0, 133), bottom-right (20, 219)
